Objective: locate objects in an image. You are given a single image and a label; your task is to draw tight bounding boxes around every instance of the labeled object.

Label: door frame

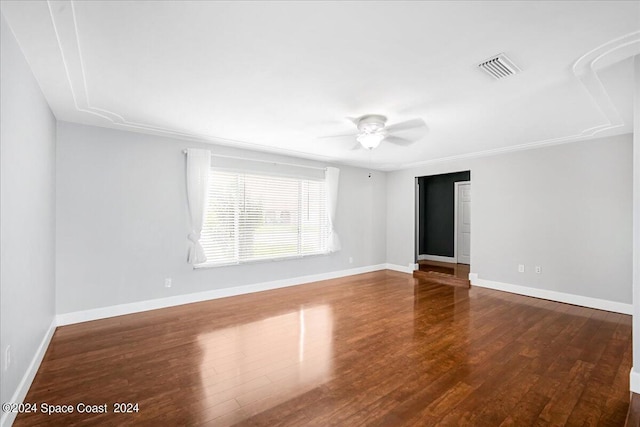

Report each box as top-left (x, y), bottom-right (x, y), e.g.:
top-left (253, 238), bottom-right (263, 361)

top-left (414, 177), bottom-right (420, 264)
top-left (454, 181), bottom-right (471, 265)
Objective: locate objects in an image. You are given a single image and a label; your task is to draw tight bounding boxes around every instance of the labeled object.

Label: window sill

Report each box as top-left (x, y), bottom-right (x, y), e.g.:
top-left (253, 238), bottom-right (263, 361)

top-left (192, 251), bottom-right (332, 269)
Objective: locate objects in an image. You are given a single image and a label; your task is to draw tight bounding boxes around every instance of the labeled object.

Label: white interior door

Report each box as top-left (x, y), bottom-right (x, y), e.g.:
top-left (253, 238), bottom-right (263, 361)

top-left (456, 183), bottom-right (471, 265)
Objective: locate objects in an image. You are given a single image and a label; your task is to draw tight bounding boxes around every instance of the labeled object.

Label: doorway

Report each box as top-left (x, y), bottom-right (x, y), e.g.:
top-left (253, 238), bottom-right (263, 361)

top-left (416, 171), bottom-right (471, 266)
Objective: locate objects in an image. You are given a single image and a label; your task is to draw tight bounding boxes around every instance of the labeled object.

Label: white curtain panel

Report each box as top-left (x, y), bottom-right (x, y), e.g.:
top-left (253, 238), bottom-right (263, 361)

top-left (325, 167), bottom-right (341, 252)
top-left (186, 148), bottom-right (211, 264)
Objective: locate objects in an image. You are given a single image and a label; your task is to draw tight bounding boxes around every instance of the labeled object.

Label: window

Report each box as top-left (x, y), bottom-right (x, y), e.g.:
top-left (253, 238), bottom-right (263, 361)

top-left (200, 169), bottom-right (329, 266)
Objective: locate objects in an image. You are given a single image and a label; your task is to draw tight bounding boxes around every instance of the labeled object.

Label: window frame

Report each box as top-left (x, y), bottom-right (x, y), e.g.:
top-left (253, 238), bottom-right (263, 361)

top-left (194, 168), bottom-right (330, 269)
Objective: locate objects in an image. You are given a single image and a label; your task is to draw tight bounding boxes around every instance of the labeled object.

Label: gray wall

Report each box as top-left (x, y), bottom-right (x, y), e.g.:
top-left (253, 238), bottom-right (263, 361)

top-left (55, 122), bottom-right (387, 314)
top-left (388, 134), bottom-right (633, 304)
top-left (0, 15), bottom-right (57, 407)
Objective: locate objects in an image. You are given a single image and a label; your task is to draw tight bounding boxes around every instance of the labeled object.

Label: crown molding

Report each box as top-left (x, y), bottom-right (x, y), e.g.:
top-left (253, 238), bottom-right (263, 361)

top-left (48, 1), bottom-right (639, 172)
top-left (46, 0), bottom-right (343, 166)
top-left (383, 31), bottom-right (640, 171)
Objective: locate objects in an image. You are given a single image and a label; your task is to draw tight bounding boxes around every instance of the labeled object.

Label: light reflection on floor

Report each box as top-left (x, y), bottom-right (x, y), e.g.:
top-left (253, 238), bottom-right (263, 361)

top-left (196, 305), bottom-right (333, 421)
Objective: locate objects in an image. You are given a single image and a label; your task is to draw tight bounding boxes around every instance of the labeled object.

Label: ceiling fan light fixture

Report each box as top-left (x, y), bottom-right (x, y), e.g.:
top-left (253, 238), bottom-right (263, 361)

top-left (357, 132), bottom-right (385, 149)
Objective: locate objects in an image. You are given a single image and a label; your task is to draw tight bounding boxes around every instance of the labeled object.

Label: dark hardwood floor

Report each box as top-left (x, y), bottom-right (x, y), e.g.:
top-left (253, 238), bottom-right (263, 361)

top-left (625, 393), bottom-right (640, 427)
top-left (413, 260), bottom-right (471, 288)
top-left (15, 270), bottom-right (631, 426)
top-left (417, 260), bottom-right (470, 279)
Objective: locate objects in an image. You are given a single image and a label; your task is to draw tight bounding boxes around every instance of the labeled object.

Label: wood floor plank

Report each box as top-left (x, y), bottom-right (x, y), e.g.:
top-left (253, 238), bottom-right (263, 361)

top-left (13, 270), bottom-right (631, 426)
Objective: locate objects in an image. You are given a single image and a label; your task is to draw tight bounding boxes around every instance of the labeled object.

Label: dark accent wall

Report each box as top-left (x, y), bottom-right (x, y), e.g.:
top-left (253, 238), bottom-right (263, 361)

top-left (418, 171), bottom-right (470, 257)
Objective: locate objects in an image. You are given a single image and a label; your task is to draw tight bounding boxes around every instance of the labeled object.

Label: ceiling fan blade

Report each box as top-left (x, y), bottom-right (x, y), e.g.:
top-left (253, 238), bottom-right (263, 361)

top-left (318, 132), bottom-right (358, 139)
top-left (385, 118), bottom-right (428, 141)
top-left (386, 118), bottom-right (426, 132)
top-left (385, 136), bottom-right (416, 146)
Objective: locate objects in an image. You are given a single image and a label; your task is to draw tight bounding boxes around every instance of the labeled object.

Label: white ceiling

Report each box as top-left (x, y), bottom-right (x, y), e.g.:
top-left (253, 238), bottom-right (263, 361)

top-left (2, 1), bottom-right (639, 170)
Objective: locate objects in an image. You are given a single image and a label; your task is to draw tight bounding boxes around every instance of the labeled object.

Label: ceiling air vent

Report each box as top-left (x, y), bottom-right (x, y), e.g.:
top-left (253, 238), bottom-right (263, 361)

top-left (478, 53), bottom-right (520, 80)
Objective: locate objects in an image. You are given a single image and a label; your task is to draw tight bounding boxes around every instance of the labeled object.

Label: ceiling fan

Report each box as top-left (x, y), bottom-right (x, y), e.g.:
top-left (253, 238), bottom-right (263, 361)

top-left (320, 114), bottom-right (428, 150)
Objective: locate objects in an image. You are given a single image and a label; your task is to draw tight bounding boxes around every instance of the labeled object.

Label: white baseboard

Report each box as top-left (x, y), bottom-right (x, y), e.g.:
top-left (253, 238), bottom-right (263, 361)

top-left (57, 264), bottom-right (389, 326)
top-left (418, 254), bottom-right (457, 263)
top-left (384, 263), bottom-right (417, 274)
top-left (469, 273), bottom-right (632, 315)
top-left (1, 319), bottom-right (56, 427)
top-left (631, 369), bottom-right (640, 394)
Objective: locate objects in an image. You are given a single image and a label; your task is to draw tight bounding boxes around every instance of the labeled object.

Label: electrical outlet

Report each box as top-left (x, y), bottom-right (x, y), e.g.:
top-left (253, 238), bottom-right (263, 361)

top-left (164, 278), bottom-right (172, 288)
top-left (348, 257), bottom-right (353, 264)
top-left (535, 266), bottom-right (541, 274)
top-left (4, 345), bottom-right (11, 371)
top-left (518, 264), bottom-right (525, 273)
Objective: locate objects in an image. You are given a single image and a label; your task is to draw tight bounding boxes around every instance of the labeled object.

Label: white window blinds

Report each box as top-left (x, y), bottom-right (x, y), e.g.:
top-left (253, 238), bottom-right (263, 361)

top-left (200, 169), bottom-right (329, 266)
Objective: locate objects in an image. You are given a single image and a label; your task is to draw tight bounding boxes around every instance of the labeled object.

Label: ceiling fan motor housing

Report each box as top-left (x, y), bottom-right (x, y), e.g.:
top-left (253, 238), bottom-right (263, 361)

top-left (357, 114), bottom-right (387, 134)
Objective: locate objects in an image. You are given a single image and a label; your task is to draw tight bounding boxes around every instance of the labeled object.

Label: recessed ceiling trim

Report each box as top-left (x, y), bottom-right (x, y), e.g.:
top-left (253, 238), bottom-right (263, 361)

top-left (45, 0), bottom-right (341, 164)
top-left (572, 30), bottom-right (640, 133)
top-left (46, 1), bottom-right (640, 172)
top-left (383, 31), bottom-right (640, 171)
